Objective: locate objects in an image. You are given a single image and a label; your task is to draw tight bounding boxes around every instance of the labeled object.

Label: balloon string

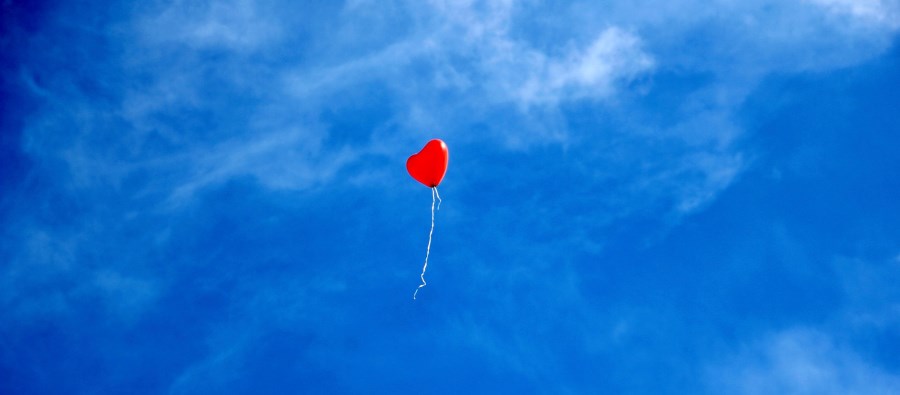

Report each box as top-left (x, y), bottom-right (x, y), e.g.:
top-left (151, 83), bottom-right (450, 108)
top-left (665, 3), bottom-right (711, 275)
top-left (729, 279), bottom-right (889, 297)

top-left (413, 187), bottom-right (437, 300)
top-left (434, 186), bottom-right (442, 210)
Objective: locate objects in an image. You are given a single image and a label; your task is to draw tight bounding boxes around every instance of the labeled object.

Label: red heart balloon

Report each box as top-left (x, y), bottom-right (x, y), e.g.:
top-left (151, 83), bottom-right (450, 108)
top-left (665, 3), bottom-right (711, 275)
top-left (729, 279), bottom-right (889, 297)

top-left (407, 139), bottom-right (449, 188)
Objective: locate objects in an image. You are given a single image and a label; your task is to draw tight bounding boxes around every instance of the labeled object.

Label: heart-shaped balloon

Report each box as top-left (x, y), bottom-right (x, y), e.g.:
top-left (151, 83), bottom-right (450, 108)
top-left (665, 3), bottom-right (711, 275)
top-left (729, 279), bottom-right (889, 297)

top-left (407, 139), bottom-right (449, 188)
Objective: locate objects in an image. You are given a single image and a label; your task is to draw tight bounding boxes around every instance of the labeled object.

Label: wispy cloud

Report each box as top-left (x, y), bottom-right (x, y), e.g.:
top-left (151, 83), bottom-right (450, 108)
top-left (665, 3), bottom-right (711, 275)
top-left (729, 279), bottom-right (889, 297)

top-left (511, 27), bottom-right (654, 106)
top-left (704, 252), bottom-right (900, 394)
top-left (138, 0), bottom-right (285, 51)
top-left (415, 1), bottom-right (655, 107)
top-left (807, 0), bottom-right (900, 29)
top-left (706, 328), bottom-right (900, 394)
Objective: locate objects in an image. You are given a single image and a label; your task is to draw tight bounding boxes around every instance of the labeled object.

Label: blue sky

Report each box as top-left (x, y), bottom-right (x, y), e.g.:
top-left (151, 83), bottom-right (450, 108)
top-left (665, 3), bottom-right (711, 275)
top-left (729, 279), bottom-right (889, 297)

top-left (2, 0), bottom-right (900, 393)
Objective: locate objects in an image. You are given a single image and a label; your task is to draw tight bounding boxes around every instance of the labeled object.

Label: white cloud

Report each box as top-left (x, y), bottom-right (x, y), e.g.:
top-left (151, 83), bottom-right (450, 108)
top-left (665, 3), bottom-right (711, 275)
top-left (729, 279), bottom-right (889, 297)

top-left (706, 328), bottom-right (900, 395)
top-left (0, 220), bottom-right (163, 325)
top-left (162, 126), bottom-right (356, 206)
top-left (421, 1), bottom-right (655, 107)
top-left (517, 27), bottom-right (654, 105)
top-left (138, 0), bottom-right (283, 51)
top-left (807, 0), bottom-right (900, 29)
top-left (706, 255), bottom-right (900, 394)
top-left (833, 255), bottom-right (900, 330)
top-left (285, 2), bottom-right (655, 110)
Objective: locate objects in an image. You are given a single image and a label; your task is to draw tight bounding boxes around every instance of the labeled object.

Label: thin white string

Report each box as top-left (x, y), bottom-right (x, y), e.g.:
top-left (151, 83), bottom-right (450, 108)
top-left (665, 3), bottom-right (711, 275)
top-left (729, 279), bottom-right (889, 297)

top-left (413, 187), bottom-right (437, 300)
top-left (434, 186), bottom-right (442, 211)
